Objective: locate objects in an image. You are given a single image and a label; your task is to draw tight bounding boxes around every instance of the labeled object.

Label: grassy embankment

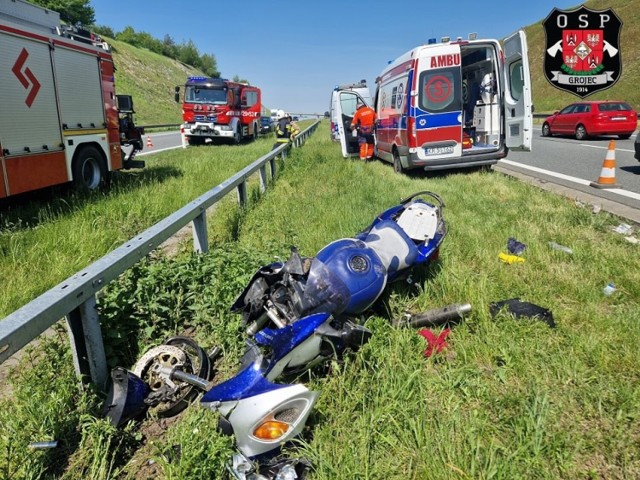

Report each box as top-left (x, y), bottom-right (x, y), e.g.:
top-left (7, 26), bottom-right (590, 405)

top-left (107, 38), bottom-right (193, 126)
top-left (1, 121), bottom-right (639, 479)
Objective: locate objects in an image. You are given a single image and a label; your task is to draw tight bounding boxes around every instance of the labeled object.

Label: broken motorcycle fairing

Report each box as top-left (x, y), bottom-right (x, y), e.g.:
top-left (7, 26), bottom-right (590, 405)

top-left (200, 192), bottom-right (447, 460)
top-left (110, 192), bottom-right (447, 469)
top-left (235, 191), bottom-right (446, 338)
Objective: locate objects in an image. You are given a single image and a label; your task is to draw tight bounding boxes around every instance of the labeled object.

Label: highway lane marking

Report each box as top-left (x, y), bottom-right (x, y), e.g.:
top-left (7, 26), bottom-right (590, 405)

top-left (609, 189), bottom-right (640, 201)
top-left (500, 159), bottom-right (591, 185)
top-left (579, 144), bottom-right (635, 153)
top-left (138, 145), bottom-right (183, 156)
top-left (499, 159), bottom-right (640, 201)
top-left (149, 132), bottom-right (180, 138)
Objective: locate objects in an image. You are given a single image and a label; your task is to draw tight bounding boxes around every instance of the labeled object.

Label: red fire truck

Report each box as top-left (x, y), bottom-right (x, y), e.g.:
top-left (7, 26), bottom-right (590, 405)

top-left (0, 0), bottom-right (144, 199)
top-left (175, 77), bottom-right (261, 145)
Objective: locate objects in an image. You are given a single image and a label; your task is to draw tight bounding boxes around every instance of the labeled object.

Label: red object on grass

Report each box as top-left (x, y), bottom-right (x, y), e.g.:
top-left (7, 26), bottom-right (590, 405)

top-left (418, 328), bottom-right (451, 357)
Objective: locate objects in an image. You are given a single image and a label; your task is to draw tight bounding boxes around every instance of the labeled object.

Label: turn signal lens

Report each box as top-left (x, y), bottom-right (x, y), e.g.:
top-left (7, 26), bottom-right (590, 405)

top-left (253, 420), bottom-right (289, 440)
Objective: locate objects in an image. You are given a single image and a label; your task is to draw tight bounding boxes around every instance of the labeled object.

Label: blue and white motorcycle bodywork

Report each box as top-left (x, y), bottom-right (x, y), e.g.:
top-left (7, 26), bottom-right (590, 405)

top-left (113, 192), bottom-right (447, 477)
top-left (200, 191), bottom-right (447, 461)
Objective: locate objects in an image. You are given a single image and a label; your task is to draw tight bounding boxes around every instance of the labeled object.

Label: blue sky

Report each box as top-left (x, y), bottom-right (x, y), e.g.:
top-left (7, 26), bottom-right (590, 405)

top-left (92, 1), bottom-right (579, 115)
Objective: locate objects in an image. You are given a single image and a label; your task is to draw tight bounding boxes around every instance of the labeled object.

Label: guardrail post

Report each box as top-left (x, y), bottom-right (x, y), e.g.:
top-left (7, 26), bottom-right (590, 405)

top-left (192, 210), bottom-right (208, 253)
top-left (259, 165), bottom-right (268, 193)
top-left (237, 179), bottom-right (248, 208)
top-left (181, 126), bottom-right (187, 149)
top-left (65, 295), bottom-right (107, 390)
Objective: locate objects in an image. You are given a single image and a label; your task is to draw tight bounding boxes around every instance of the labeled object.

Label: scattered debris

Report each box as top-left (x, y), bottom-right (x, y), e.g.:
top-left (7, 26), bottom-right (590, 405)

top-left (624, 236), bottom-right (639, 245)
top-left (592, 204), bottom-right (602, 214)
top-left (489, 298), bottom-right (556, 328)
top-left (603, 283), bottom-right (616, 296)
top-left (498, 252), bottom-right (525, 264)
top-left (548, 242), bottom-right (573, 254)
top-left (417, 329), bottom-right (451, 357)
top-left (29, 441), bottom-right (58, 450)
top-left (612, 223), bottom-right (633, 235)
top-left (102, 367), bottom-right (149, 428)
top-left (507, 237), bottom-right (527, 255)
top-left (227, 453), bottom-right (311, 480)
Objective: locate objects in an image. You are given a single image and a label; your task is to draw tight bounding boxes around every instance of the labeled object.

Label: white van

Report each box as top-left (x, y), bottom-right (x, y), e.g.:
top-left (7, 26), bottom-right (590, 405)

top-left (329, 81), bottom-right (373, 157)
top-left (373, 31), bottom-right (532, 172)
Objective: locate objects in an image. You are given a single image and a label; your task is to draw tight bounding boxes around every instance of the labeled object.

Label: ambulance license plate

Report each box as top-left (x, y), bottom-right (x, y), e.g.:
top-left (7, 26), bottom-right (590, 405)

top-left (425, 145), bottom-right (454, 155)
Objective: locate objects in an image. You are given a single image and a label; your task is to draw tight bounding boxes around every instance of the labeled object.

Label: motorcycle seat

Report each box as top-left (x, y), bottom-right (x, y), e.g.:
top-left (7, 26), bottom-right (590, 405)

top-left (396, 202), bottom-right (439, 241)
top-left (363, 220), bottom-right (418, 273)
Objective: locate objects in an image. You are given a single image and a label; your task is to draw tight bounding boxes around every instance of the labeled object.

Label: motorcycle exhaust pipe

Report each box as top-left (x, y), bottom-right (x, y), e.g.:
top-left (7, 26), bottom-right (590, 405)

top-left (394, 303), bottom-right (472, 328)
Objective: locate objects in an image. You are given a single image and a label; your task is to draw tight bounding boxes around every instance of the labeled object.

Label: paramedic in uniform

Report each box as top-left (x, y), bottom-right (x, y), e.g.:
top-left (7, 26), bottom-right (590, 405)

top-left (273, 112), bottom-right (300, 150)
top-left (350, 101), bottom-right (377, 160)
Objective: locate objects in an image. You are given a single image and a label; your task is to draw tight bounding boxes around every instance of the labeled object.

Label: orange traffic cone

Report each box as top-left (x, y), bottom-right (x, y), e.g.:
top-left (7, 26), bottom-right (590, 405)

top-left (146, 135), bottom-right (153, 148)
top-left (590, 140), bottom-right (620, 189)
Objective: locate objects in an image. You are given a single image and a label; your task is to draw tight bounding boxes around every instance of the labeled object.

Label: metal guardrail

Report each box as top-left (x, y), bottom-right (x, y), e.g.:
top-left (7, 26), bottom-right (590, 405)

top-left (0, 120), bottom-right (320, 390)
top-left (140, 118), bottom-right (327, 131)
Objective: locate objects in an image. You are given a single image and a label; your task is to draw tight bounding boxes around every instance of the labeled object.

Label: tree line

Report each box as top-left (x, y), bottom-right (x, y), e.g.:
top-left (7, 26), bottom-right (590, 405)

top-left (92, 25), bottom-right (219, 77)
top-left (29, 0), bottom-right (220, 77)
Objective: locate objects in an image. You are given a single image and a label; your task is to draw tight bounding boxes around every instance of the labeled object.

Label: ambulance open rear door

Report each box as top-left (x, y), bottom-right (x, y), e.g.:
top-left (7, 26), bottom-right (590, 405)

top-left (336, 90), bottom-right (369, 158)
top-left (503, 30), bottom-right (532, 152)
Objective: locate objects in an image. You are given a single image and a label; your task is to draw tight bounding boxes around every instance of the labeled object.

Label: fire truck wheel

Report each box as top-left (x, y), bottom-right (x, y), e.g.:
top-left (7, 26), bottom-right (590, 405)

top-left (232, 126), bottom-right (241, 145)
top-left (72, 146), bottom-right (107, 191)
top-left (393, 150), bottom-right (404, 174)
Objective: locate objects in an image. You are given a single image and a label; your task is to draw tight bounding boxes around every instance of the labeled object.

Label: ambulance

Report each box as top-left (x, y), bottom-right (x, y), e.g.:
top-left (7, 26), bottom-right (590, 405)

top-left (373, 30), bottom-right (532, 173)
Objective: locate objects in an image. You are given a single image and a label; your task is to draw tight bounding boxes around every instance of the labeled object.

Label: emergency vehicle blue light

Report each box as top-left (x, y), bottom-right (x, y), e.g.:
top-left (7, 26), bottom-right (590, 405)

top-left (428, 38), bottom-right (437, 44)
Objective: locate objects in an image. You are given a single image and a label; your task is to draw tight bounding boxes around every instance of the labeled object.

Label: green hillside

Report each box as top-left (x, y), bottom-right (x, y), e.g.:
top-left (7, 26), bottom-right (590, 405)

top-left (108, 38), bottom-right (202, 126)
top-left (524, 0), bottom-right (640, 113)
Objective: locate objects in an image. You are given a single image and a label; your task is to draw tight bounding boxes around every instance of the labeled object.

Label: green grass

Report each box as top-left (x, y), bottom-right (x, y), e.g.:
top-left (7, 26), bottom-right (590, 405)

top-left (0, 134), bottom-right (288, 318)
top-left (1, 122), bottom-right (640, 479)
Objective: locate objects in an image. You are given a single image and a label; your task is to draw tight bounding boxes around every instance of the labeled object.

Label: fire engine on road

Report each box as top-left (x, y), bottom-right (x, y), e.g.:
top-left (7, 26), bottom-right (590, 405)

top-left (175, 77), bottom-right (261, 146)
top-left (0, 0), bottom-right (144, 199)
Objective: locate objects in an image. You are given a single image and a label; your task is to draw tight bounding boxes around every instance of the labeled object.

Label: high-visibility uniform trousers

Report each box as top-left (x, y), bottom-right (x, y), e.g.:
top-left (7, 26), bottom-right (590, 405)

top-left (358, 132), bottom-right (375, 160)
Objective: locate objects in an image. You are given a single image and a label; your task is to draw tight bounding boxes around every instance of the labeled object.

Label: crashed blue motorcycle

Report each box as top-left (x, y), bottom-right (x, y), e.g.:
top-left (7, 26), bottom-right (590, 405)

top-left (105, 191), bottom-right (447, 478)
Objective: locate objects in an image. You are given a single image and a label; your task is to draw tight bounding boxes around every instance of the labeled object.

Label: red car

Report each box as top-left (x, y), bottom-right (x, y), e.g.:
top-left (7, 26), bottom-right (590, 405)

top-left (542, 101), bottom-right (638, 140)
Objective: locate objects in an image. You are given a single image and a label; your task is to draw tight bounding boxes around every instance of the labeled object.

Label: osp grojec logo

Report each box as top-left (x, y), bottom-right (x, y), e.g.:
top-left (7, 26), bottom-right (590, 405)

top-left (543, 6), bottom-right (622, 98)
